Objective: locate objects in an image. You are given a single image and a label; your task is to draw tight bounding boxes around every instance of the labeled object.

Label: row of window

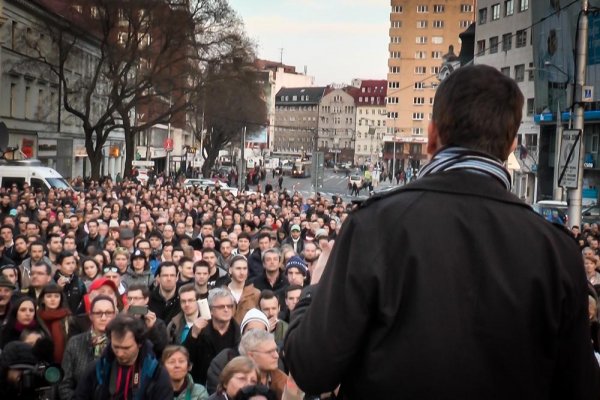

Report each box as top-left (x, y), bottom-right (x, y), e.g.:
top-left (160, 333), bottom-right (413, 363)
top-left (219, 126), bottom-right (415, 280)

top-left (391, 4), bottom-right (473, 13)
top-left (479, 0), bottom-right (528, 25)
top-left (387, 112), bottom-right (433, 122)
top-left (357, 109), bottom-right (386, 116)
top-left (275, 105), bottom-right (318, 111)
top-left (278, 95), bottom-right (313, 102)
top-left (386, 127), bottom-right (425, 136)
top-left (499, 63), bottom-right (535, 83)
top-left (477, 29), bottom-right (528, 55)
top-left (391, 21), bottom-right (472, 30)
top-left (277, 116), bottom-right (317, 122)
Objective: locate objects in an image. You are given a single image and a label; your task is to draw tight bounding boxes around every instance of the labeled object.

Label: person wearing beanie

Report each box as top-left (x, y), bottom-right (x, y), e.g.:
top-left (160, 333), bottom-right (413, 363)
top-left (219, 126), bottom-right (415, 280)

top-left (240, 308), bottom-right (270, 333)
top-left (282, 224), bottom-right (304, 255)
top-left (122, 248), bottom-right (153, 288)
top-left (284, 256), bottom-right (307, 286)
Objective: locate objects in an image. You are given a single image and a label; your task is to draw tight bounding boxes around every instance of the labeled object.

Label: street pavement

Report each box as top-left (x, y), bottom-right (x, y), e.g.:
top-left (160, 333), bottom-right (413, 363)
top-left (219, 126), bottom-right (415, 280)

top-left (272, 169), bottom-right (398, 201)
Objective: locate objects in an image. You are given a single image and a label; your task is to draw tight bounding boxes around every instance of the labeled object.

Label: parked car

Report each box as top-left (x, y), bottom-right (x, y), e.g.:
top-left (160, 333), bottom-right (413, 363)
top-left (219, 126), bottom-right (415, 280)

top-left (582, 205), bottom-right (600, 224)
top-left (532, 200), bottom-right (568, 225)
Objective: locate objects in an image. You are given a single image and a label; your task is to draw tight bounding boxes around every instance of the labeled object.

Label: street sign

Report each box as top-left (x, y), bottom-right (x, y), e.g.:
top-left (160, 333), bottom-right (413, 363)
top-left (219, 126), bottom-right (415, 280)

top-left (558, 129), bottom-right (582, 189)
top-left (132, 160), bottom-right (155, 167)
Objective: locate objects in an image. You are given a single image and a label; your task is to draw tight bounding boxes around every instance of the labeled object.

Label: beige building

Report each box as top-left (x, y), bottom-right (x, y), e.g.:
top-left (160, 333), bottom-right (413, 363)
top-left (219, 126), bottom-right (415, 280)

top-left (352, 79), bottom-right (387, 165)
top-left (386, 1), bottom-right (475, 173)
top-left (318, 88), bottom-right (357, 164)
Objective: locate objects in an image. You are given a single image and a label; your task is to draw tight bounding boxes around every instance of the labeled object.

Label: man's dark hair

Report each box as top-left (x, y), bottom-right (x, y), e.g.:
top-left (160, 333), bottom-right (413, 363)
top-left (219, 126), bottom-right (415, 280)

top-left (179, 256), bottom-right (193, 265)
top-left (30, 240), bottom-right (46, 251)
top-left (31, 260), bottom-right (51, 275)
top-left (201, 247), bottom-right (217, 256)
top-left (237, 232), bottom-right (251, 241)
top-left (285, 284), bottom-right (303, 297)
top-left (259, 289), bottom-right (279, 305)
top-left (193, 260), bottom-right (210, 273)
top-left (106, 314), bottom-right (147, 345)
top-left (219, 239), bottom-right (231, 249)
top-left (87, 219), bottom-right (99, 227)
top-left (432, 64), bottom-right (524, 160)
top-left (47, 232), bottom-right (61, 242)
top-left (156, 261), bottom-right (177, 277)
top-left (257, 232), bottom-right (271, 242)
top-left (0, 224), bottom-right (13, 233)
top-left (172, 247), bottom-right (185, 254)
top-left (57, 251), bottom-right (76, 265)
top-left (127, 283), bottom-right (150, 298)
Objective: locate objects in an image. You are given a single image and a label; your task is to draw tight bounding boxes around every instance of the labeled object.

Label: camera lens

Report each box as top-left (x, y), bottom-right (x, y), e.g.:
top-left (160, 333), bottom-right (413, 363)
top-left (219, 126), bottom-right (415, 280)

top-left (44, 366), bottom-right (63, 384)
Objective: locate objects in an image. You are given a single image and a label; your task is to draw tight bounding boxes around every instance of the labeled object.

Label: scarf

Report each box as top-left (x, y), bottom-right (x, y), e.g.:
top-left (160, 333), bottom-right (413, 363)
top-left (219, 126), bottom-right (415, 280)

top-left (417, 146), bottom-right (512, 190)
top-left (91, 330), bottom-right (108, 358)
top-left (39, 308), bottom-right (70, 363)
top-left (14, 319), bottom-right (37, 332)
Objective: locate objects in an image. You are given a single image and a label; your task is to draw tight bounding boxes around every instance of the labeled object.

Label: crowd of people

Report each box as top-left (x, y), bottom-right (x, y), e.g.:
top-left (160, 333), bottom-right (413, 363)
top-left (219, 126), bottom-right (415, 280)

top-left (0, 176), bottom-right (341, 399)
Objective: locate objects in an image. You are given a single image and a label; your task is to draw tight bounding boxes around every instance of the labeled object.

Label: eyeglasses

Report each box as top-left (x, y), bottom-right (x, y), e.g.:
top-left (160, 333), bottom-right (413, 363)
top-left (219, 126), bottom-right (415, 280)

top-left (91, 311), bottom-right (116, 318)
top-left (103, 266), bottom-right (119, 274)
top-left (251, 348), bottom-right (279, 356)
top-left (210, 304), bottom-right (235, 310)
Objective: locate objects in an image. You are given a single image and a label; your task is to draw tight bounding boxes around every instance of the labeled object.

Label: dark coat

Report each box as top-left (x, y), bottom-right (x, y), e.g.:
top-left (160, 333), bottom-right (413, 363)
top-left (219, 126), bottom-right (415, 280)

top-left (285, 170), bottom-right (600, 399)
top-left (183, 320), bottom-right (241, 386)
top-left (247, 248), bottom-right (264, 280)
top-left (59, 331), bottom-right (96, 400)
top-left (53, 271), bottom-right (86, 313)
top-left (74, 340), bottom-right (172, 400)
top-left (148, 286), bottom-right (180, 324)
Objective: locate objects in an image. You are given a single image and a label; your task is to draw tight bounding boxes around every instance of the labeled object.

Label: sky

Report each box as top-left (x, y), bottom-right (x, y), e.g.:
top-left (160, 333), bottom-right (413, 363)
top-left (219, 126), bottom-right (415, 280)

top-left (227, 0), bottom-right (389, 86)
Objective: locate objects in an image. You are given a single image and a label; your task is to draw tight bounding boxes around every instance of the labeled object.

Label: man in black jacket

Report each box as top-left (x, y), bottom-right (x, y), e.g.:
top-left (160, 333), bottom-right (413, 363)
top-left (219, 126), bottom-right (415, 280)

top-left (285, 65), bottom-right (600, 399)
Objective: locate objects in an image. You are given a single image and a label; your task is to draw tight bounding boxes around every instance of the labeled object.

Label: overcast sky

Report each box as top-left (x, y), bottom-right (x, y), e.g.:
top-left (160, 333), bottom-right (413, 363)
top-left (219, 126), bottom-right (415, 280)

top-left (228, 0), bottom-right (389, 86)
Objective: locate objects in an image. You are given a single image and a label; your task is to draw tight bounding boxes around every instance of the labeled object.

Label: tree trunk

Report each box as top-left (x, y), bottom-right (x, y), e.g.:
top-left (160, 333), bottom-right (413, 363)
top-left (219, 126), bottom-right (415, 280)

top-left (123, 124), bottom-right (136, 178)
top-left (201, 145), bottom-right (219, 178)
top-left (89, 151), bottom-right (102, 181)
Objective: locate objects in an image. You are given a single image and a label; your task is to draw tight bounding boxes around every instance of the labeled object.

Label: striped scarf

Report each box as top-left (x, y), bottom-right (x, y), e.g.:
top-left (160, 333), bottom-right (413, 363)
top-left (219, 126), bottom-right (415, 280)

top-left (417, 146), bottom-right (511, 190)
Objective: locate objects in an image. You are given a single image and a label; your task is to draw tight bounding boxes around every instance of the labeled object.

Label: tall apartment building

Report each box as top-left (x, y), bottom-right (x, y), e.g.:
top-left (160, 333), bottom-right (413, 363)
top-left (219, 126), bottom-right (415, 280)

top-left (474, 0), bottom-right (538, 203)
top-left (318, 88), bottom-right (357, 164)
top-left (386, 0), bottom-right (475, 173)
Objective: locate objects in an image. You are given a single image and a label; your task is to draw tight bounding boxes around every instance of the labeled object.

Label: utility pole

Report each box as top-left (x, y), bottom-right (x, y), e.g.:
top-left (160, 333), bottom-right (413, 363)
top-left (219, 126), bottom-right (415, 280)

top-left (240, 126), bottom-right (246, 191)
top-left (567, 0), bottom-right (589, 227)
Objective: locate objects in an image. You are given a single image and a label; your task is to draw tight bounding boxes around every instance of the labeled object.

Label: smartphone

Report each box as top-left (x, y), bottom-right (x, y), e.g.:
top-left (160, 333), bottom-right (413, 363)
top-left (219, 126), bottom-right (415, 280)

top-left (197, 299), bottom-right (211, 320)
top-left (128, 305), bottom-right (148, 316)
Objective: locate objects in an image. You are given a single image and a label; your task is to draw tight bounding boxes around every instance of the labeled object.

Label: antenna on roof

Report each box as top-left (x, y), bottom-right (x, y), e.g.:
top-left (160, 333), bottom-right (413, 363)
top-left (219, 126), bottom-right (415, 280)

top-left (279, 48), bottom-right (284, 65)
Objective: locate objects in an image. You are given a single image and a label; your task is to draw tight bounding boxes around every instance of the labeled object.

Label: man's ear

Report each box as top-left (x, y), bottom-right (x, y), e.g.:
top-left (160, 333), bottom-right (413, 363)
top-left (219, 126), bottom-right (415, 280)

top-left (427, 122), bottom-right (440, 156)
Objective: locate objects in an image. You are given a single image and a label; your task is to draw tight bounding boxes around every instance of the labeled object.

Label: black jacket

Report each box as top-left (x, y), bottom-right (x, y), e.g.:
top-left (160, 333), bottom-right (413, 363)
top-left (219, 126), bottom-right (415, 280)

top-left (53, 272), bottom-right (86, 313)
top-left (285, 171), bottom-right (600, 399)
top-left (247, 248), bottom-right (264, 280)
top-left (183, 320), bottom-right (241, 386)
top-left (148, 287), bottom-right (180, 324)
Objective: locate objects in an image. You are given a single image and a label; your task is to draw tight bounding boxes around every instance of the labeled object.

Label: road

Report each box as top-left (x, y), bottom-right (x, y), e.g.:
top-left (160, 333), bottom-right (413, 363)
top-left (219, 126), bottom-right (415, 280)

top-left (274, 169), bottom-right (398, 201)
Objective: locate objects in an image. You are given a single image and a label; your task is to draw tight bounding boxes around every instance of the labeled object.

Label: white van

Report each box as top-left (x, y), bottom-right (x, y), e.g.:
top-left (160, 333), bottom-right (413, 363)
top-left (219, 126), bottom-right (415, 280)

top-left (0, 159), bottom-right (73, 192)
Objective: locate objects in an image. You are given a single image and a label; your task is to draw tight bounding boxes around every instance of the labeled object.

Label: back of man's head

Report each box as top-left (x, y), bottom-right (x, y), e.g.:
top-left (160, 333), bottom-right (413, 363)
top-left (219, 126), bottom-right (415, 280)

top-left (432, 64), bottom-right (524, 160)
top-left (106, 313), bottom-right (147, 345)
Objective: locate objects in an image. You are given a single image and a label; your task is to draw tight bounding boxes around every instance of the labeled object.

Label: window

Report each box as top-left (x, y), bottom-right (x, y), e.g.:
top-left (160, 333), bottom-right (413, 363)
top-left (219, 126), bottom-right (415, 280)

top-left (388, 97), bottom-right (399, 104)
top-left (390, 51), bottom-right (401, 58)
top-left (502, 33), bottom-right (512, 51)
top-left (416, 36), bottom-right (427, 44)
top-left (519, 0), bottom-right (529, 12)
top-left (413, 97), bottom-right (425, 105)
top-left (492, 4), bottom-right (500, 20)
top-left (10, 83), bottom-right (17, 117)
top-left (415, 66), bottom-right (426, 74)
top-left (490, 36), bottom-right (499, 54)
top-left (391, 21), bottom-right (402, 28)
top-left (392, 5), bottom-right (403, 13)
top-left (389, 81), bottom-right (400, 89)
top-left (461, 4), bottom-right (473, 12)
top-left (433, 5), bottom-right (445, 13)
top-left (413, 128), bottom-right (423, 135)
top-left (479, 8), bottom-right (487, 24)
top-left (431, 66), bottom-right (440, 74)
top-left (432, 36), bottom-right (443, 44)
top-left (528, 62), bottom-right (534, 81)
top-left (390, 66), bottom-right (401, 73)
top-left (415, 51), bottom-right (426, 59)
top-left (412, 112), bottom-right (424, 120)
top-left (431, 51), bottom-right (443, 59)
top-left (516, 29), bottom-right (527, 48)
top-left (417, 20), bottom-right (428, 28)
top-left (391, 36), bottom-right (402, 44)
top-left (501, 67), bottom-right (510, 76)
top-left (117, 32), bottom-right (128, 45)
top-left (515, 64), bottom-right (525, 82)
top-left (433, 20), bottom-right (444, 28)
top-left (417, 5), bottom-right (428, 13)
top-left (476, 39), bottom-right (486, 55)
top-left (527, 98), bottom-right (534, 116)
top-left (414, 82), bottom-right (425, 90)
top-left (505, 0), bottom-right (514, 16)
top-left (460, 20), bottom-right (472, 28)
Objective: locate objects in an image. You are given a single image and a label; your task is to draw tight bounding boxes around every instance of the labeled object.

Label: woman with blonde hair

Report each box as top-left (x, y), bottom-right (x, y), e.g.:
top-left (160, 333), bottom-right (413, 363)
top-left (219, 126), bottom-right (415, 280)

top-left (208, 356), bottom-right (258, 400)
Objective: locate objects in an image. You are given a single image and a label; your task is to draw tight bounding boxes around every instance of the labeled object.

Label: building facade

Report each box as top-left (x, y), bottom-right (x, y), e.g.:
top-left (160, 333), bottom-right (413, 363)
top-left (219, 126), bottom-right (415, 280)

top-left (386, 0), bottom-right (475, 174)
top-left (352, 79), bottom-right (387, 165)
top-left (1, 0), bottom-right (125, 179)
top-left (474, 0), bottom-right (538, 203)
top-left (318, 88), bottom-right (357, 164)
top-left (274, 86), bottom-right (326, 157)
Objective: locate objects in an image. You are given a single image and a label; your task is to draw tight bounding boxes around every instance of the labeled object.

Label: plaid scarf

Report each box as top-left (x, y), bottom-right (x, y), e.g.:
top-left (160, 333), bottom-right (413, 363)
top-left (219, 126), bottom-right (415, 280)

top-left (417, 146), bottom-right (511, 190)
top-left (91, 330), bottom-right (108, 358)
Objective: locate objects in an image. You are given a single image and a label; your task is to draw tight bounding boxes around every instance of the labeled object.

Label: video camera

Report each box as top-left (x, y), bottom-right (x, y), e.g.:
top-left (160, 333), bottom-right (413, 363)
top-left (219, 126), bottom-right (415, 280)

top-left (19, 363), bottom-right (64, 400)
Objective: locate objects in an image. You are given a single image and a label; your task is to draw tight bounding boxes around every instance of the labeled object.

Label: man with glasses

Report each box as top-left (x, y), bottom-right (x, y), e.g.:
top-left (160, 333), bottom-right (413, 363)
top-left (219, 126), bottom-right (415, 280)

top-left (239, 330), bottom-right (287, 399)
top-left (125, 283), bottom-right (168, 359)
top-left (17, 215), bottom-right (29, 235)
top-left (149, 262), bottom-right (181, 323)
top-left (22, 260), bottom-right (52, 302)
top-left (166, 283), bottom-right (200, 345)
top-left (60, 295), bottom-right (117, 400)
top-left (183, 287), bottom-right (240, 385)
